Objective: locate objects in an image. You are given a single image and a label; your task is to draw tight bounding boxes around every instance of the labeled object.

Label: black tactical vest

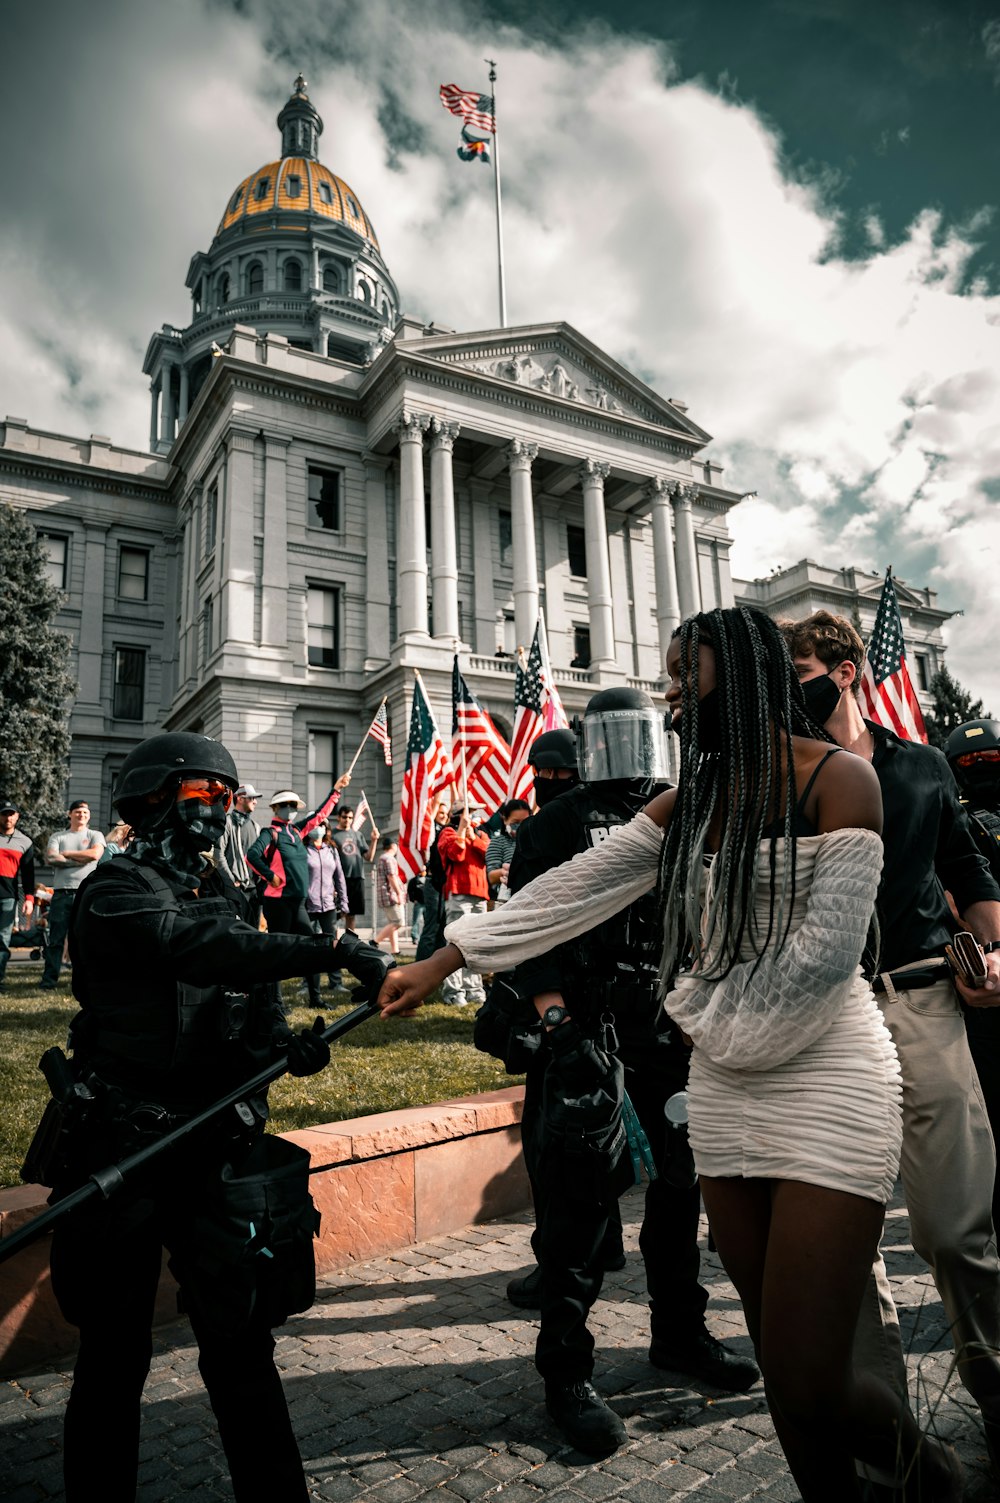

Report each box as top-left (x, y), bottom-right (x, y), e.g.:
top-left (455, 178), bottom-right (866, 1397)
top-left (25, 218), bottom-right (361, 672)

top-left (966, 801), bottom-right (1000, 882)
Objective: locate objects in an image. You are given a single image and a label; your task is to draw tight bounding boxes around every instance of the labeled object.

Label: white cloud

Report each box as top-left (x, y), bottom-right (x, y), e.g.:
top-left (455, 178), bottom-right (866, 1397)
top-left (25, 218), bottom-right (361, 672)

top-left (1, 0), bottom-right (998, 704)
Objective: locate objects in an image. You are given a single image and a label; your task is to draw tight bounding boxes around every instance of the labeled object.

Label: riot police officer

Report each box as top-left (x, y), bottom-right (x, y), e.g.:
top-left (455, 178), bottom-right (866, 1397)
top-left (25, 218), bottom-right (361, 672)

top-left (946, 717), bottom-right (1000, 1229)
top-left (503, 689), bottom-right (758, 1456)
top-left (49, 732), bottom-right (392, 1503)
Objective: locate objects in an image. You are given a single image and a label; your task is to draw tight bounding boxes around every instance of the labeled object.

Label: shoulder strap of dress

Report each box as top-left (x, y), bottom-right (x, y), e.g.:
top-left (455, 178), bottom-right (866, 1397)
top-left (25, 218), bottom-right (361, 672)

top-left (796, 747), bottom-right (841, 810)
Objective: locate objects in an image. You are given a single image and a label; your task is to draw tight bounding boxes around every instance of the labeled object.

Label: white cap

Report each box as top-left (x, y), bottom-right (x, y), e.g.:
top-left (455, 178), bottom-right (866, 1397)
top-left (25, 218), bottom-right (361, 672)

top-left (236, 783), bottom-right (259, 798)
top-left (270, 790), bottom-right (305, 809)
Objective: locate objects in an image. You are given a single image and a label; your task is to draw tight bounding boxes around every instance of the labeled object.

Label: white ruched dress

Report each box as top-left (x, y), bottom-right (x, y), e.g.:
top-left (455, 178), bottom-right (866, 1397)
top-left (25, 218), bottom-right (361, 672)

top-left (445, 815), bottom-right (902, 1204)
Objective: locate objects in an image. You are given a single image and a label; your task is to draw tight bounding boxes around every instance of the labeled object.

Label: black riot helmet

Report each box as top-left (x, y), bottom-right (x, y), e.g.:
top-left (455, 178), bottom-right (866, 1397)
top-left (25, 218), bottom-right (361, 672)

top-left (114, 732), bottom-right (239, 826)
top-left (528, 729), bottom-right (579, 771)
top-left (945, 719), bottom-right (1000, 803)
top-left (580, 686), bottom-right (670, 784)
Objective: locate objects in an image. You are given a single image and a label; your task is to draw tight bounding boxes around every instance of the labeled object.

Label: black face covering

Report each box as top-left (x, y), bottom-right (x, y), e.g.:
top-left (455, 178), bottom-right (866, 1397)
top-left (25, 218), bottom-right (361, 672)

top-left (533, 773), bottom-right (579, 808)
top-left (801, 671), bottom-right (842, 726)
top-left (957, 764), bottom-right (1000, 805)
top-left (694, 688), bottom-right (723, 752)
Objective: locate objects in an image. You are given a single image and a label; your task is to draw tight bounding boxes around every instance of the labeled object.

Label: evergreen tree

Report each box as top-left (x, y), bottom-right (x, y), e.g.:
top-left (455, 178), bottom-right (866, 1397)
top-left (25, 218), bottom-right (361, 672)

top-left (923, 664), bottom-right (991, 751)
top-left (0, 505), bottom-right (75, 837)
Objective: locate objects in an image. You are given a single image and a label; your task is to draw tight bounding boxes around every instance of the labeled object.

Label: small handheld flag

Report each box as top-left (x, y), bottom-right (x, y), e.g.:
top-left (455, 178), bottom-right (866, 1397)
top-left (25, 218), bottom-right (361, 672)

top-left (353, 792), bottom-right (372, 833)
top-left (369, 702), bottom-right (393, 766)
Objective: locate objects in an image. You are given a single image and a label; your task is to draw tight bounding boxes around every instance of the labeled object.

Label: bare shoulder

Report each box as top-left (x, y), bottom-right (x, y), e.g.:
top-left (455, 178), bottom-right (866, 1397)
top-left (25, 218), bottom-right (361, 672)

top-left (813, 746), bottom-right (882, 835)
top-left (644, 786), bottom-right (678, 829)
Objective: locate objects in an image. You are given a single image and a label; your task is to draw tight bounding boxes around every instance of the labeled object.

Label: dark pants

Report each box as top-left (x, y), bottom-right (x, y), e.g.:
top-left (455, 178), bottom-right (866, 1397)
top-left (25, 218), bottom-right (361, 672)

top-left (51, 1184), bottom-right (308, 1503)
top-left (262, 898), bottom-right (316, 1011)
top-left (309, 909), bottom-right (341, 994)
top-left (525, 1040), bottom-right (707, 1384)
top-left (41, 889), bottom-right (75, 985)
top-left (965, 1002), bottom-right (1000, 1233)
top-left (415, 884), bottom-right (446, 961)
top-left (0, 895), bottom-right (15, 982)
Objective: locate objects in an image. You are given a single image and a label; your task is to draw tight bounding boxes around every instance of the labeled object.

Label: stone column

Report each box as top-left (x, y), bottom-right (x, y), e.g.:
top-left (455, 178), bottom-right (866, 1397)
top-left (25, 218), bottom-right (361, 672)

top-left (364, 456), bottom-right (392, 665)
top-left (395, 411), bottom-right (430, 639)
top-left (160, 365), bottom-right (176, 447)
top-left (148, 381), bottom-right (159, 452)
top-left (648, 477), bottom-right (681, 675)
top-left (178, 365), bottom-right (190, 426)
top-left (506, 439), bottom-right (539, 651)
top-left (429, 418), bottom-right (461, 644)
top-left (671, 482), bottom-right (700, 619)
top-left (579, 459), bottom-right (616, 669)
top-left (312, 245), bottom-right (321, 291)
top-left (469, 479), bottom-right (497, 655)
top-left (221, 430), bottom-right (256, 645)
top-left (261, 436), bottom-right (289, 649)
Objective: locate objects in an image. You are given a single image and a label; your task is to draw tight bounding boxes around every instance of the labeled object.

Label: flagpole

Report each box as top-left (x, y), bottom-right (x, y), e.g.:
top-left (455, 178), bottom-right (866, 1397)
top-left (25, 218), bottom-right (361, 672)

top-left (486, 58), bottom-right (507, 328)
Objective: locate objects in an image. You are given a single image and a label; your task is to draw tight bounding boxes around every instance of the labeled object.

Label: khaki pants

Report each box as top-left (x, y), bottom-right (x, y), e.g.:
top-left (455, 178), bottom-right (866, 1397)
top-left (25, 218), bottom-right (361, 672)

top-left (854, 979), bottom-right (1000, 1406)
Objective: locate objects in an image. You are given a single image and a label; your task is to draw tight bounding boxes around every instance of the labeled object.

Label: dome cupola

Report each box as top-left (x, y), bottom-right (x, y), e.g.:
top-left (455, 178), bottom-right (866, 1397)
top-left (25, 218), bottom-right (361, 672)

top-left (143, 76), bottom-right (400, 453)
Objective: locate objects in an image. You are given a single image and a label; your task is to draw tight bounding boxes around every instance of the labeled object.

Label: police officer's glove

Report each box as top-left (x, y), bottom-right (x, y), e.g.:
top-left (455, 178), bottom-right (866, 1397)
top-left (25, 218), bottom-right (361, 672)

top-left (285, 1016), bottom-right (332, 1077)
top-left (547, 1019), bottom-right (616, 1093)
top-left (334, 930), bottom-right (397, 1002)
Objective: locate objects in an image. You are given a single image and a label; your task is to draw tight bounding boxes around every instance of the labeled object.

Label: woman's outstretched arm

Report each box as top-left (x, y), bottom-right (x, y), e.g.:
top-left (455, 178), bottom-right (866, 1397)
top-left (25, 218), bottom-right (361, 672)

top-left (378, 798), bottom-right (673, 1017)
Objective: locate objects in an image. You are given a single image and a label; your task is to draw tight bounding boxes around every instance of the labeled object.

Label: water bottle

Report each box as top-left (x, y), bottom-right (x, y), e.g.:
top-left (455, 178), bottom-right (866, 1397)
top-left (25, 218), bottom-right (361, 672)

top-left (662, 1090), bottom-right (697, 1188)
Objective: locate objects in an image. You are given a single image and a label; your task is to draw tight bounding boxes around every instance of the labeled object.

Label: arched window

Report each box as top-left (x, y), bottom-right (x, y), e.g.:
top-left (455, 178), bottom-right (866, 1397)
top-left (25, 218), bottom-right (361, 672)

top-left (283, 259), bottom-right (303, 292)
top-left (246, 261), bottom-right (264, 296)
top-left (357, 281), bottom-right (370, 304)
top-left (322, 263), bottom-right (341, 293)
top-left (216, 271), bottom-right (230, 305)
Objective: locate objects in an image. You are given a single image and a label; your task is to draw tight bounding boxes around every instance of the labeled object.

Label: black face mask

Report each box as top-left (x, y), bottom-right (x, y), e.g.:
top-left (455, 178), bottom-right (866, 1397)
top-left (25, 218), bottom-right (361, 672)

top-left (694, 688), bottom-right (723, 753)
top-left (957, 764), bottom-right (1000, 804)
top-left (801, 672), bottom-right (842, 726)
top-left (533, 772), bottom-right (579, 807)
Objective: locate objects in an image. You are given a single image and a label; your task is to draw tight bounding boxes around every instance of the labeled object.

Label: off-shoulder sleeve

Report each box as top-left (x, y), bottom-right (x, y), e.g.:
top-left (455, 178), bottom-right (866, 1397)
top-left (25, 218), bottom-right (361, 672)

top-left (445, 812), bottom-right (664, 972)
top-left (664, 827), bottom-right (883, 1071)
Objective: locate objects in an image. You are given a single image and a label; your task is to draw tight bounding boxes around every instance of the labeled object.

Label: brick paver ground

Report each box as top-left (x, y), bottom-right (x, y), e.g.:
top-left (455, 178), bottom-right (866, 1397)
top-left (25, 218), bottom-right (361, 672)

top-left (0, 1185), bottom-right (994, 1500)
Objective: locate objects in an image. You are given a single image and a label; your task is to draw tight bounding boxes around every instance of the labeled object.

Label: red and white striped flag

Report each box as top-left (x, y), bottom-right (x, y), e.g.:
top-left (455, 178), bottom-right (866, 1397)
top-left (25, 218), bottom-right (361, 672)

top-left (509, 629), bottom-right (545, 801)
top-left (453, 657), bottom-right (511, 813)
top-left (353, 791), bottom-right (372, 833)
top-left (537, 611), bottom-right (570, 731)
top-left (859, 570), bottom-right (928, 743)
top-left (439, 83), bottom-right (496, 134)
top-left (367, 701), bottom-right (393, 765)
top-left (397, 676), bottom-right (455, 882)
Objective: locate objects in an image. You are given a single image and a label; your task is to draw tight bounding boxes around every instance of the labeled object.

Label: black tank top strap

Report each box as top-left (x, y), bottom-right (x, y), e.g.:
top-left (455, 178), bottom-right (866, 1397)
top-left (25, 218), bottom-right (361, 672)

top-left (796, 746), bottom-right (841, 812)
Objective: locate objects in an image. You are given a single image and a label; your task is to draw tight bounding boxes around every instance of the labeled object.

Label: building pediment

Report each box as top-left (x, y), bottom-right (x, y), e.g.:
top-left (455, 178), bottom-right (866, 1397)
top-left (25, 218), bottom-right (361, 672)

top-left (387, 322), bottom-right (711, 444)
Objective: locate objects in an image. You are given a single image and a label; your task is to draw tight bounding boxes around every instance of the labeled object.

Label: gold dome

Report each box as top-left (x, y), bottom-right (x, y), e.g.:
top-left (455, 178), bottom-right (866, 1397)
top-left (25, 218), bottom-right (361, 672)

top-left (216, 157), bottom-right (380, 247)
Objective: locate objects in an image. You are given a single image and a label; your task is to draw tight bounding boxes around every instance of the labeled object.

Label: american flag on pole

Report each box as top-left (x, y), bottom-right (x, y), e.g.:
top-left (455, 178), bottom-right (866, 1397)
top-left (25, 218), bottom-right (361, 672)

top-left (397, 676), bottom-right (455, 883)
top-left (537, 610), bottom-right (570, 731)
top-left (859, 570), bottom-right (928, 744)
top-left (352, 791), bottom-right (372, 833)
top-left (509, 628), bottom-right (545, 800)
top-left (367, 701), bottom-right (393, 765)
top-left (452, 657), bottom-right (511, 813)
top-left (439, 83), bottom-right (496, 134)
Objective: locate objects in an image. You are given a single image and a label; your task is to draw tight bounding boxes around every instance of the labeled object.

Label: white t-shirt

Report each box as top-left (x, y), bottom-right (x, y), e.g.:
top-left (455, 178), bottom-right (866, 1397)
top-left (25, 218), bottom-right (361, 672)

top-left (47, 828), bottom-right (106, 890)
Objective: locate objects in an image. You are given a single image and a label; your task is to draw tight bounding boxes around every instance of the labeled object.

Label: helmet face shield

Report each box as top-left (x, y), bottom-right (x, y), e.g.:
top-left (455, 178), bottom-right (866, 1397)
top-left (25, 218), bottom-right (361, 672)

top-left (580, 706), bottom-right (670, 782)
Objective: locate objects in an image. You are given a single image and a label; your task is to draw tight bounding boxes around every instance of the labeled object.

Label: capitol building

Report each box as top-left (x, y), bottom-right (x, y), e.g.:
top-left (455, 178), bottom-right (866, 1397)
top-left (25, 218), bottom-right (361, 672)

top-left (0, 79), bottom-right (952, 823)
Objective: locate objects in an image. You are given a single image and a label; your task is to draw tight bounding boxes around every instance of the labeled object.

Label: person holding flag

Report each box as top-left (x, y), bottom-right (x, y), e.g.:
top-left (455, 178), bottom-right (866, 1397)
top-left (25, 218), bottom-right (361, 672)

top-left (786, 604), bottom-right (1000, 1479)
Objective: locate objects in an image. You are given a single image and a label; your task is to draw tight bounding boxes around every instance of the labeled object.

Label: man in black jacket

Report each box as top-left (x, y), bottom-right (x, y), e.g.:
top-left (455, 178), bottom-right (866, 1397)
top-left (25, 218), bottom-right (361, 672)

top-left (504, 691), bottom-right (758, 1457)
top-left (789, 612), bottom-right (1000, 1474)
top-left (51, 732), bottom-right (393, 1503)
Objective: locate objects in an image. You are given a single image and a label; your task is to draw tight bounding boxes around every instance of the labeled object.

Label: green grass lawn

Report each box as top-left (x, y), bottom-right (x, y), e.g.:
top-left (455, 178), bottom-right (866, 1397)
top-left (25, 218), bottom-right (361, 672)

top-left (0, 963), bottom-right (522, 1188)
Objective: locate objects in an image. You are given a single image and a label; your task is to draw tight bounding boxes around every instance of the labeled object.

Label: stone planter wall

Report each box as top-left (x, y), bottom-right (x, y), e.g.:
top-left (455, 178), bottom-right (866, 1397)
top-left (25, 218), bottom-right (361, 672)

top-left (0, 1086), bottom-right (528, 1378)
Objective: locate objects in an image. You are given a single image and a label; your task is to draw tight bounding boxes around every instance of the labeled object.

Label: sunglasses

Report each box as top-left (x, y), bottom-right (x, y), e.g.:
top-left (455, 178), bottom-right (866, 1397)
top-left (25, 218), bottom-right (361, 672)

top-left (176, 777), bottom-right (234, 810)
top-left (957, 750), bottom-right (1000, 767)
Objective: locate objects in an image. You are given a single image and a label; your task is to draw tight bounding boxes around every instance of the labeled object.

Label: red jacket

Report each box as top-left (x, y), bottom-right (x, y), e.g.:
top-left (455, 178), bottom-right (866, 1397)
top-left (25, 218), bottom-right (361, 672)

top-left (437, 826), bottom-right (490, 901)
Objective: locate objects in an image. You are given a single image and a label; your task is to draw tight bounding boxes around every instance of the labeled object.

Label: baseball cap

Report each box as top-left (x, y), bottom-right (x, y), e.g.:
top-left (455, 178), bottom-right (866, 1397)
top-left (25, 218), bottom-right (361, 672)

top-left (236, 784), bottom-right (259, 798)
top-left (0, 800), bottom-right (19, 815)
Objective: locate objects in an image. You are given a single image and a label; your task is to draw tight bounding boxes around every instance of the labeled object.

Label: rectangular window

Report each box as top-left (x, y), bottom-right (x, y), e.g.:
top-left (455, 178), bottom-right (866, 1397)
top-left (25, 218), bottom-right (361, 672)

top-left (307, 586), bottom-right (340, 668)
top-left (308, 730), bottom-right (338, 811)
top-left (113, 648), bottom-right (145, 721)
top-left (118, 546), bottom-right (149, 601)
top-left (202, 597), bottom-right (214, 663)
top-left (204, 483), bottom-right (218, 555)
top-left (567, 525), bottom-right (588, 579)
top-left (572, 625), bottom-right (591, 669)
top-left (307, 466), bottom-right (341, 531)
top-left (914, 653), bottom-right (929, 692)
top-left (498, 510), bottom-right (512, 568)
top-left (286, 174), bottom-right (302, 198)
top-left (39, 533), bottom-right (68, 589)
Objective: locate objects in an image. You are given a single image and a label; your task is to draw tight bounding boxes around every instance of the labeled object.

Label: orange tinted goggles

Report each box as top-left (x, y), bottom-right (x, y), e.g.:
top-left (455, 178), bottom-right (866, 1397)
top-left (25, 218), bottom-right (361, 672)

top-left (176, 777), bottom-right (234, 810)
top-left (957, 750), bottom-right (1000, 767)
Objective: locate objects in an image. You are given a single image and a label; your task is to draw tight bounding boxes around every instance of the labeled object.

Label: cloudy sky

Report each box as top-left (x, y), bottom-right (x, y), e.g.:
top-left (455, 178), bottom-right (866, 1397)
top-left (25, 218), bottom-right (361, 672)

top-left (3, 0), bottom-right (999, 702)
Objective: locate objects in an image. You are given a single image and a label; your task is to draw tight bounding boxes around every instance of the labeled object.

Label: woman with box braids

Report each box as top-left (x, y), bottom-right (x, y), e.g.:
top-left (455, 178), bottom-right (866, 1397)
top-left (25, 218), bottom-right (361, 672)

top-left (382, 605), bottom-right (962, 1500)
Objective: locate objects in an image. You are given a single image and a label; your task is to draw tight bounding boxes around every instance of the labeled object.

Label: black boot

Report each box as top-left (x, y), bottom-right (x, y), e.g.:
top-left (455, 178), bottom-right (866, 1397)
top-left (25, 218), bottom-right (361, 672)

top-left (649, 1329), bottom-right (759, 1392)
top-left (544, 1380), bottom-right (627, 1457)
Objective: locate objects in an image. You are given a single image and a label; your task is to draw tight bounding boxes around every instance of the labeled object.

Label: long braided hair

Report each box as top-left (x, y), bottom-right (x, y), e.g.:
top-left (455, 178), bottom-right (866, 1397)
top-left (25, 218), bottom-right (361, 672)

top-left (656, 606), bottom-right (832, 988)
